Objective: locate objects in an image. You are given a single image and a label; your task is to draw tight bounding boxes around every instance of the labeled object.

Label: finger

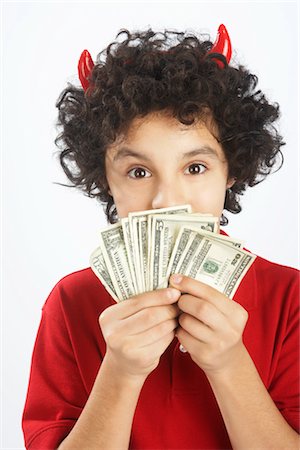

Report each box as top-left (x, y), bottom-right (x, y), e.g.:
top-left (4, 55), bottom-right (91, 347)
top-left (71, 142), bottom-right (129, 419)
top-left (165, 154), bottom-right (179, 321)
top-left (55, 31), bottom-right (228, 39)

top-left (119, 304), bottom-right (180, 335)
top-left (105, 322), bottom-right (177, 369)
top-left (100, 287), bottom-right (181, 322)
top-left (176, 326), bottom-right (200, 355)
top-left (178, 312), bottom-right (213, 342)
top-left (178, 294), bottom-right (225, 330)
top-left (169, 274), bottom-right (231, 315)
top-left (135, 318), bottom-right (178, 348)
top-left (118, 319), bottom-right (178, 351)
top-left (147, 330), bottom-right (176, 360)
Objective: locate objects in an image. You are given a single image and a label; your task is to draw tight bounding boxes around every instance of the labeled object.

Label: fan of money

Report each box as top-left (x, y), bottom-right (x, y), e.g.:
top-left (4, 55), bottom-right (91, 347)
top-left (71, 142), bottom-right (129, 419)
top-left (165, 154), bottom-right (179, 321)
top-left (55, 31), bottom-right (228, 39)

top-left (90, 205), bottom-right (256, 302)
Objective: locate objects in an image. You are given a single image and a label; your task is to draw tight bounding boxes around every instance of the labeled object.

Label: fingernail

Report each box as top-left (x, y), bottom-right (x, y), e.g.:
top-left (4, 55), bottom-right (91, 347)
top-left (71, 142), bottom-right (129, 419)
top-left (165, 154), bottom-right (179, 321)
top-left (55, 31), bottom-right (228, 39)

top-left (171, 274), bottom-right (183, 285)
top-left (167, 288), bottom-right (180, 300)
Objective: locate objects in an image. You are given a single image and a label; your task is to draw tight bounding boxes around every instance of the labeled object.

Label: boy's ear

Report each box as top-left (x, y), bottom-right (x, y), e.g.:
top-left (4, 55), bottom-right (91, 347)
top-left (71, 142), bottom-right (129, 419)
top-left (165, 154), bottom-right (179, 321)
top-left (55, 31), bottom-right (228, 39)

top-left (226, 177), bottom-right (236, 189)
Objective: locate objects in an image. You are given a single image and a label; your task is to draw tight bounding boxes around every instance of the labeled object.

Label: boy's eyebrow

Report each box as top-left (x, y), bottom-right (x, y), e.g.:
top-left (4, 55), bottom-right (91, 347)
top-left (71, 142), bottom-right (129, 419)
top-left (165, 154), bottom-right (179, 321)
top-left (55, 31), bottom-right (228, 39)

top-left (113, 147), bottom-right (152, 162)
top-left (181, 147), bottom-right (219, 160)
top-left (113, 146), bottom-right (219, 162)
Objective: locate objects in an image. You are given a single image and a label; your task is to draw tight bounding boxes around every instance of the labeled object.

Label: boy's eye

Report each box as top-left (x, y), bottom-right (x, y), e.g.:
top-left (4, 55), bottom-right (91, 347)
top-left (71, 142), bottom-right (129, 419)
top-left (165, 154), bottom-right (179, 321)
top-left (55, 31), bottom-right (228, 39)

top-left (128, 167), bottom-right (151, 179)
top-left (185, 163), bottom-right (207, 175)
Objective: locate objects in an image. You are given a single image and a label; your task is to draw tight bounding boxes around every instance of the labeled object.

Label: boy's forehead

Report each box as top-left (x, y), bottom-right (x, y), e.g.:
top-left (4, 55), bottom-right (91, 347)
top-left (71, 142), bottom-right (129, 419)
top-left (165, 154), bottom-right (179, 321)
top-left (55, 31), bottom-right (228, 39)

top-left (105, 111), bottom-right (226, 165)
top-left (109, 110), bottom-right (220, 149)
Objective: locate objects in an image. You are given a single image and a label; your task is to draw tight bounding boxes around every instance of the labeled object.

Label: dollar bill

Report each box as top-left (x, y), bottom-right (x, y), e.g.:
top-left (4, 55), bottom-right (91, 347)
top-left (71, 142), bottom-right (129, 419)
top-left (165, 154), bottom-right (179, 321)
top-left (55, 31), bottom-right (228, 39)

top-left (180, 225), bottom-right (244, 249)
top-left (166, 227), bottom-right (256, 298)
top-left (164, 225), bottom-right (244, 286)
top-left (128, 205), bottom-right (192, 292)
top-left (90, 205), bottom-right (254, 303)
top-left (98, 223), bottom-right (135, 301)
top-left (129, 217), bottom-right (143, 294)
top-left (139, 217), bottom-right (149, 293)
top-left (90, 246), bottom-right (119, 302)
top-left (121, 218), bottom-right (138, 294)
top-left (148, 214), bottom-right (219, 290)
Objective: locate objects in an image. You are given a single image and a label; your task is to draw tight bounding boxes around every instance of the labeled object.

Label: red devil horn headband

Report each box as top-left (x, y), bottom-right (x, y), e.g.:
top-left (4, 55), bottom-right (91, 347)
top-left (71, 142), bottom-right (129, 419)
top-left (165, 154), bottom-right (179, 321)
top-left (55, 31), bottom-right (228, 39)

top-left (78, 24), bottom-right (232, 91)
top-left (78, 49), bottom-right (95, 91)
top-left (207, 24), bottom-right (232, 67)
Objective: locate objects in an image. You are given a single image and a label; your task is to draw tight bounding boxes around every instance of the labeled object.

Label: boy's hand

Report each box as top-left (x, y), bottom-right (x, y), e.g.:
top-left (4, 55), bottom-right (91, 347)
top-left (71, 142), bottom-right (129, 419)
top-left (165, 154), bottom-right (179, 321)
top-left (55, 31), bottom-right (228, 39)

top-left (169, 274), bottom-right (249, 376)
top-left (99, 288), bottom-right (181, 381)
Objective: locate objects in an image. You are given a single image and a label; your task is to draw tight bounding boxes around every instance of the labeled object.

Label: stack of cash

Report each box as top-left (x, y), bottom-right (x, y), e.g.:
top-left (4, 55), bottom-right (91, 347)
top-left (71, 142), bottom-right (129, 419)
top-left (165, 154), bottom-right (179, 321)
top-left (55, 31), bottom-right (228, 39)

top-left (90, 205), bottom-right (256, 302)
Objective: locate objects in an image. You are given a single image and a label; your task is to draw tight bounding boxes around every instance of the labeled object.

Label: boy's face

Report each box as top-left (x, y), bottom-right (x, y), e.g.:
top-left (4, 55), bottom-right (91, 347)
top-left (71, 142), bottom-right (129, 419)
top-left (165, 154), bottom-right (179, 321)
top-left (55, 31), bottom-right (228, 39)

top-left (105, 112), bottom-right (234, 219)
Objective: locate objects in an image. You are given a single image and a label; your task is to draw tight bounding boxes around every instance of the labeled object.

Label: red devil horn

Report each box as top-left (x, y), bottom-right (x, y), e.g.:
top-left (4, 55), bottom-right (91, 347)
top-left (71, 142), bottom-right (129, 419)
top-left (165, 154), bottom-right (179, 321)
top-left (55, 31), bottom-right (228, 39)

top-left (207, 24), bottom-right (232, 68)
top-left (78, 49), bottom-right (95, 91)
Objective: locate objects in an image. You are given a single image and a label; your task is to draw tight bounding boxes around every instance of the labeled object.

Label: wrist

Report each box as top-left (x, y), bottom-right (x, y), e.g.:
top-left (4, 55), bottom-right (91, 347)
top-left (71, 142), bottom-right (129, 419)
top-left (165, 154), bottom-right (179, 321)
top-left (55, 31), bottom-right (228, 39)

top-left (100, 353), bottom-right (147, 390)
top-left (205, 343), bottom-right (254, 385)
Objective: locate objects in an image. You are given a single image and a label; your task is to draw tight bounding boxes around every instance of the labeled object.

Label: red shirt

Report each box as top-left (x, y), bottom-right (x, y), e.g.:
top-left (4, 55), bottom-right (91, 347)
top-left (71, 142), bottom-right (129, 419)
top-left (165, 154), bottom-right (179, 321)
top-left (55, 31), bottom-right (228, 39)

top-left (22, 254), bottom-right (300, 449)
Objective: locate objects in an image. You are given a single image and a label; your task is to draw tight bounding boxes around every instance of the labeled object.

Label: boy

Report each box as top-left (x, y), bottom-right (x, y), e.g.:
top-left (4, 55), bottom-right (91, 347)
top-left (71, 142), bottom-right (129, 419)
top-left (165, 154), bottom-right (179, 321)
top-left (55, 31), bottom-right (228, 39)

top-left (22, 25), bottom-right (299, 449)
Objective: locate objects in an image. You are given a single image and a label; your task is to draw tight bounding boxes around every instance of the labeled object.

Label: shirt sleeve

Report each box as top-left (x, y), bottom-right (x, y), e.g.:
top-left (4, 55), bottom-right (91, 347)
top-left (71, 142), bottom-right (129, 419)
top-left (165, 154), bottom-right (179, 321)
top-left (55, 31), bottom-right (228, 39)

top-left (22, 284), bottom-right (88, 449)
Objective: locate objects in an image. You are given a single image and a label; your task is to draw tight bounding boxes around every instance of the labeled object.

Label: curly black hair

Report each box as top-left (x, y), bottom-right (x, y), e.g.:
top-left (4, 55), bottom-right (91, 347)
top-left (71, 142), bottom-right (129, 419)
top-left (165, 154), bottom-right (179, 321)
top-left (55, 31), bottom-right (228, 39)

top-left (54, 28), bottom-right (284, 224)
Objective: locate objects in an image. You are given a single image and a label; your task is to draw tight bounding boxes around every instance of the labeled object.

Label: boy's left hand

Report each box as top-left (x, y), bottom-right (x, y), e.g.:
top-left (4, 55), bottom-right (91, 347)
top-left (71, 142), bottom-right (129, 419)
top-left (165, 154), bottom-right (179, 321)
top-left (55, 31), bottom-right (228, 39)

top-left (169, 274), bottom-right (249, 376)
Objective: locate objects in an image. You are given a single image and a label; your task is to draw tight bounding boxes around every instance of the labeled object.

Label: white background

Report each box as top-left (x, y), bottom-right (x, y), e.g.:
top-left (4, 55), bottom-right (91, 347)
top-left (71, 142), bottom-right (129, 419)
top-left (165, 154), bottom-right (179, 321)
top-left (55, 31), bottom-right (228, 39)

top-left (1, 1), bottom-right (299, 448)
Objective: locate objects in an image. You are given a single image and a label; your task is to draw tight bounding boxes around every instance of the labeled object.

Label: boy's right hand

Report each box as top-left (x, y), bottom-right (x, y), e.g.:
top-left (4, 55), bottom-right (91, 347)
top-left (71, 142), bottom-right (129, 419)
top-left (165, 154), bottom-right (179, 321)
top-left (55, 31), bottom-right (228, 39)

top-left (99, 288), bottom-right (181, 381)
